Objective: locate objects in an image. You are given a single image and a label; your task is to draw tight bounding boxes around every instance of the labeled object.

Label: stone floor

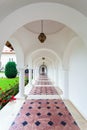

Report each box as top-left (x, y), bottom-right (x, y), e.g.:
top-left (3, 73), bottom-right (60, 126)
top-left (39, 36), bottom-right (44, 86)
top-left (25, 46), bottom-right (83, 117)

top-left (0, 75), bottom-right (87, 130)
top-left (64, 100), bottom-right (87, 130)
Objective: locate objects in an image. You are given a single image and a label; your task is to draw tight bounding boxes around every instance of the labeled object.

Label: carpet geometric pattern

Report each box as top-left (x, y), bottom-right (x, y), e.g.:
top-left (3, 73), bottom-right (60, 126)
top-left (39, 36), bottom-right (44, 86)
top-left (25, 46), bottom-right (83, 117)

top-left (35, 81), bottom-right (52, 85)
top-left (38, 75), bottom-right (49, 80)
top-left (9, 99), bottom-right (80, 130)
top-left (29, 87), bottom-right (58, 95)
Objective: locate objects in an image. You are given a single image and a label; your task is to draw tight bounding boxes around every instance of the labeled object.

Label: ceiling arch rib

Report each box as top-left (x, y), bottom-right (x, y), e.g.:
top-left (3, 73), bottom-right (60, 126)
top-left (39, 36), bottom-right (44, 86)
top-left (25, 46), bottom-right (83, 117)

top-left (33, 56), bottom-right (52, 66)
top-left (27, 48), bottom-right (61, 69)
top-left (0, 0), bottom-right (87, 22)
top-left (32, 56), bottom-right (53, 69)
top-left (0, 2), bottom-right (87, 47)
top-left (28, 48), bottom-right (61, 63)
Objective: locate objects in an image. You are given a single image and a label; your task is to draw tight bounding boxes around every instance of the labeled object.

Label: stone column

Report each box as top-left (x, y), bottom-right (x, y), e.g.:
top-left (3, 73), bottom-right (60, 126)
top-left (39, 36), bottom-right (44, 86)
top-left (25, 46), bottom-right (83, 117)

top-left (35, 68), bottom-right (39, 80)
top-left (29, 69), bottom-right (32, 87)
top-left (32, 69), bottom-right (35, 81)
top-left (19, 67), bottom-right (25, 97)
top-left (33, 68), bottom-right (37, 81)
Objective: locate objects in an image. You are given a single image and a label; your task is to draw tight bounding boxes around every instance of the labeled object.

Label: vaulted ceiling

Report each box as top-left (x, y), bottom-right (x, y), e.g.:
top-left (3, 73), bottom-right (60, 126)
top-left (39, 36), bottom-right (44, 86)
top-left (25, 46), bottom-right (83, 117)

top-left (0, 0), bottom-right (86, 68)
top-left (0, 0), bottom-right (87, 22)
top-left (24, 20), bottom-right (65, 35)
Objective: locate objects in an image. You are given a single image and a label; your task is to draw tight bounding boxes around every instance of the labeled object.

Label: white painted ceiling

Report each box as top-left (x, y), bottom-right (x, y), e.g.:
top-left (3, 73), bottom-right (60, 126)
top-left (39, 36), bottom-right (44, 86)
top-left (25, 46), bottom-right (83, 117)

top-left (24, 20), bottom-right (65, 35)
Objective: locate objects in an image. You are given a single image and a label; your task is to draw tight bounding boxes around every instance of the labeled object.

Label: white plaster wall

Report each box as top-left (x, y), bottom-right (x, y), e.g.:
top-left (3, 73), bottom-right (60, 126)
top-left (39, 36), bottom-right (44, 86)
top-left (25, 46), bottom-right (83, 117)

top-left (69, 41), bottom-right (87, 119)
top-left (58, 66), bottom-right (64, 91)
top-left (48, 65), bottom-right (53, 81)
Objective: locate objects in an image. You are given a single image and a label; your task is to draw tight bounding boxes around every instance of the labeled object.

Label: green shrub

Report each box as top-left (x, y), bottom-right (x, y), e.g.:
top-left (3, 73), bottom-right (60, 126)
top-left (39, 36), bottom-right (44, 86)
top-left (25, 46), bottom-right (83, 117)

top-left (5, 61), bottom-right (17, 78)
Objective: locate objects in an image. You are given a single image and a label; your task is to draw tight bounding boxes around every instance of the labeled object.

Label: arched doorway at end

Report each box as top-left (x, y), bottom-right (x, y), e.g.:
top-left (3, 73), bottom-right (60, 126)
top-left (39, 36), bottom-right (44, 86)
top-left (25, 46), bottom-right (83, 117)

top-left (39, 64), bottom-right (47, 75)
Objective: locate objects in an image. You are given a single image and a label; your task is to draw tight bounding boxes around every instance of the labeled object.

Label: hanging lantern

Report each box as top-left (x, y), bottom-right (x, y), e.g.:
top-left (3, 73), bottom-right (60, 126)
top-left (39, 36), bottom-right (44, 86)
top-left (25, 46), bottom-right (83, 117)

top-left (38, 20), bottom-right (46, 43)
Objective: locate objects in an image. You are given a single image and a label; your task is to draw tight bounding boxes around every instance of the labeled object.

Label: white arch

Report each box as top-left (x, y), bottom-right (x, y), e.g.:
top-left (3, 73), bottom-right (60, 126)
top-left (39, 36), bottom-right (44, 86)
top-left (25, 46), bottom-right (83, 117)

top-left (32, 55), bottom-right (56, 82)
top-left (33, 56), bottom-right (53, 67)
top-left (33, 56), bottom-right (55, 75)
top-left (28, 48), bottom-right (60, 82)
top-left (34, 59), bottom-right (52, 70)
top-left (9, 37), bottom-right (24, 68)
top-left (0, 2), bottom-right (87, 47)
top-left (27, 48), bottom-right (61, 63)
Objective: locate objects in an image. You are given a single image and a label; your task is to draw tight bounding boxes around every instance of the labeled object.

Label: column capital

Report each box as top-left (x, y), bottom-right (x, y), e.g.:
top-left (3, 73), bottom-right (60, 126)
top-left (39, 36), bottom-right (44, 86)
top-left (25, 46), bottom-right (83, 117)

top-left (19, 66), bottom-right (25, 97)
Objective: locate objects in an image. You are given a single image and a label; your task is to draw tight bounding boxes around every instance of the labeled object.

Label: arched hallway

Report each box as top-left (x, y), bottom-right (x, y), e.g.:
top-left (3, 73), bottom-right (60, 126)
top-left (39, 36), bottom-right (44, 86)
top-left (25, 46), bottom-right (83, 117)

top-left (0, 1), bottom-right (87, 130)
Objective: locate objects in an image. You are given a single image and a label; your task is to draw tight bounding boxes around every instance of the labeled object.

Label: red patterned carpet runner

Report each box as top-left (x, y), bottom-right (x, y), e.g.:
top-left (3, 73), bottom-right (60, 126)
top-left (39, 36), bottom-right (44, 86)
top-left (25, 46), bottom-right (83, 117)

top-left (9, 75), bottom-right (80, 130)
top-left (35, 81), bottom-right (52, 85)
top-left (38, 75), bottom-right (48, 80)
top-left (29, 87), bottom-right (58, 95)
top-left (9, 99), bottom-right (80, 130)
top-left (35, 75), bottom-right (53, 86)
